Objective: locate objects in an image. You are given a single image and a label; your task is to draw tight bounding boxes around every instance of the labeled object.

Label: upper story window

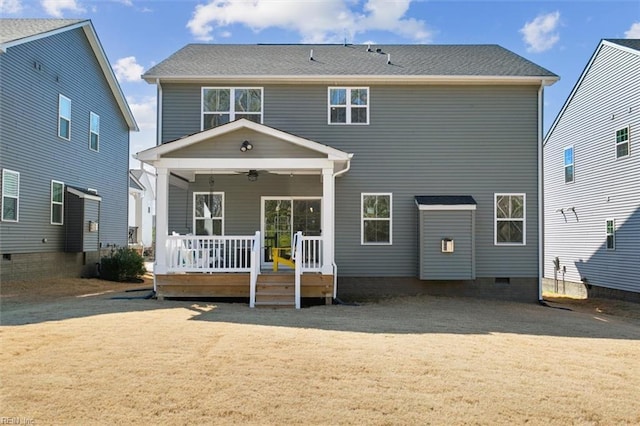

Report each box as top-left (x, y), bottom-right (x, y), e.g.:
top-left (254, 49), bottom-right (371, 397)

top-left (564, 146), bottom-right (574, 183)
top-left (193, 192), bottom-right (224, 235)
top-left (495, 193), bottom-right (526, 245)
top-left (328, 87), bottom-right (369, 125)
top-left (361, 193), bottom-right (392, 245)
top-left (58, 94), bottom-right (71, 140)
top-left (1, 169), bottom-right (20, 222)
top-left (89, 112), bottom-right (100, 151)
top-left (615, 127), bottom-right (630, 159)
top-left (51, 180), bottom-right (64, 225)
top-left (606, 219), bottom-right (616, 250)
top-left (202, 88), bottom-right (262, 130)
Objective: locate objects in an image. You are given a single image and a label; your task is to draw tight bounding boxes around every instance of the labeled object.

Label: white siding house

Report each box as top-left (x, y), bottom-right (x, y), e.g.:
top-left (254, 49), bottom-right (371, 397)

top-left (543, 39), bottom-right (640, 300)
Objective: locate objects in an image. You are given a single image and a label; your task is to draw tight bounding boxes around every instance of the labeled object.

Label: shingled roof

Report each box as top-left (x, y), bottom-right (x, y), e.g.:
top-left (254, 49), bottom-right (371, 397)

top-left (143, 44), bottom-right (558, 82)
top-left (605, 38), bottom-right (640, 52)
top-left (0, 18), bottom-right (84, 45)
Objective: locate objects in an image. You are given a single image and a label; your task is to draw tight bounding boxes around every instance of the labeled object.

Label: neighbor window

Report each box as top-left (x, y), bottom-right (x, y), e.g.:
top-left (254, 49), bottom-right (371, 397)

top-left (193, 192), bottom-right (224, 235)
top-left (495, 193), bottom-right (526, 245)
top-left (361, 193), bottom-right (392, 244)
top-left (329, 87), bottom-right (369, 125)
top-left (606, 219), bottom-right (615, 250)
top-left (615, 127), bottom-right (629, 159)
top-left (51, 180), bottom-right (64, 225)
top-left (89, 112), bottom-right (100, 151)
top-left (1, 169), bottom-right (19, 222)
top-left (58, 94), bottom-right (71, 140)
top-left (564, 146), bottom-right (574, 183)
top-left (202, 88), bottom-right (262, 130)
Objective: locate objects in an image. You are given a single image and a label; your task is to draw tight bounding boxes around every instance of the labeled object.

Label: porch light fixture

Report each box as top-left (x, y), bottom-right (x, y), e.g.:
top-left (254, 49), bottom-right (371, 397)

top-left (248, 170), bottom-right (259, 182)
top-left (240, 140), bottom-right (253, 152)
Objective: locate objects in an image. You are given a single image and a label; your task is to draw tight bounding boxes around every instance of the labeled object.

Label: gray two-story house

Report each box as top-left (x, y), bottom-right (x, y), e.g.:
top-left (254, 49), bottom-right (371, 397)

top-left (0, 19), bottom-right (138, 281)
top-left (136, 44), bottom-right (557, 307)
top-left (543, 39), bottom-right (639, 301)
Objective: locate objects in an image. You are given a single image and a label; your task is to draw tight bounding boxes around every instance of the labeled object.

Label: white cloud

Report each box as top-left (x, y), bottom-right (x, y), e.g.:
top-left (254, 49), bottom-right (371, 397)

top-left (187, 0), bottom-right (432, 43)
top-left (520, 11), bottom-right (560, 53)
top-left (41, 0), bottom-right (85, 17)
top-left (0, 0), bottom-right (22, 14)
top-left (625, 22), bottom-right (640, 38)
top-left (113, 56), bottom-right (145, 83)
top-left (128, 96), bottom-right (157, 165)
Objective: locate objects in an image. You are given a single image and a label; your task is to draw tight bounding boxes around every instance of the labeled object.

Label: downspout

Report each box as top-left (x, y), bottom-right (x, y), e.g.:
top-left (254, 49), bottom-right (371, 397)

top-left (538, 82), bottom-right (545, 302)
top-left (330, 154), bottom-right (353, 298)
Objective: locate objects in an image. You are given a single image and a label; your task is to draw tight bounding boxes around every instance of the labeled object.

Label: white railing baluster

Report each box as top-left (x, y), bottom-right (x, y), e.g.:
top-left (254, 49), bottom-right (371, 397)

top-left (293, 231), bottom-right (303, 309)
top-left (249, 230), bottom-right (260, 308)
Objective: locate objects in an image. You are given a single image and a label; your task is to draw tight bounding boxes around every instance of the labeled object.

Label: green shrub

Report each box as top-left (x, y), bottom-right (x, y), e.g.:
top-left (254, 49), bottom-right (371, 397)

top-left (100, 247), bottom-right (147, 282)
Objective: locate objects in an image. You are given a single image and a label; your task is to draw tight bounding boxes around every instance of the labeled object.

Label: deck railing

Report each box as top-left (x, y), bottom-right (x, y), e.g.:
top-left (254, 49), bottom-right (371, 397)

top-left (300, 236), bottom-right (323, 272)
top-left (167, 235), bottom-right (254, 273)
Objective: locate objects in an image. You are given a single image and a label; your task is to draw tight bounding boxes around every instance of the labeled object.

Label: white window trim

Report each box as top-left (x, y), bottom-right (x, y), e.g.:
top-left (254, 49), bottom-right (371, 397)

top-left (328, 87), bottom-right (370, 125)
top-left (193, 192), bottom-right (225, 235)
top-left (51, 180), bottom-right (64, 225)
top-left (58, 94), bottom-right (71, 140)
top-left (606, 218), bottom-right (616, 250)
top-left (361, 192), bottom-right (392, 245)
top-left (494, 193), bottom-right (526, 246)
top-left (201, 87), bottom-right (263, 131)
top-left (1, 169), bottom-right (20, 222)
top-left (89, 112), bottom-right (99, 152)
top-left (615, 126), bottom-right (630, 159)
top-left (563, 145), bottom-right (574, 183)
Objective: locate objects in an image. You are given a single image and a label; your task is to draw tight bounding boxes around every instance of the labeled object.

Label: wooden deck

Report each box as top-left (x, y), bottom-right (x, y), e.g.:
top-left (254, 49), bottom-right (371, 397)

top-left (155, 272), bottom-right (334, 306)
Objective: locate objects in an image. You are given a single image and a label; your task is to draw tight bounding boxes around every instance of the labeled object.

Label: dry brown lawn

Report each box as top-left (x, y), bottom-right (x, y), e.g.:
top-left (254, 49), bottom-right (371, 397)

top-left (1, 277), bottom-right (639, 425)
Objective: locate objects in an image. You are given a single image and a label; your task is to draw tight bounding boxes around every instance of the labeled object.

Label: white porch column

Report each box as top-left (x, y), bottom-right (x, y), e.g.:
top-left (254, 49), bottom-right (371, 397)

top-left (154, 167), bottom-right (169, 275)
top-left (321, 168), bottom-right (335, 275)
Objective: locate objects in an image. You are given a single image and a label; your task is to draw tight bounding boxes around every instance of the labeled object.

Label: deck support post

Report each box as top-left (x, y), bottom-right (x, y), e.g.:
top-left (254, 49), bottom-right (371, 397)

top-left (155, 167), bottom-right (169, 275)
top-left (321, 168), bottom-right (335, 275)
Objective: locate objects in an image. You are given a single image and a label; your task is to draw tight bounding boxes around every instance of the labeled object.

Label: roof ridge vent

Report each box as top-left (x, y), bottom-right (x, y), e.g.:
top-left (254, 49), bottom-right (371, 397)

top-left (309, 49), bottom-right (314, 61)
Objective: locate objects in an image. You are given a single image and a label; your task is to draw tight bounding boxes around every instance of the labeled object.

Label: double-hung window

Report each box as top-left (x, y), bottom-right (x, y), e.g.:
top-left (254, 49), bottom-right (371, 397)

top-left (1, 169), bottom-right (20, 222)
top-left (361, 193), bottom-right (392, 244)
top-left (194, 192), bottom-right (224, 235)
top-left (615, 127), bottom-right (630, 159)
top-left (58, 94), bottom-right (71, 140)
top-left (564, 146), bottom-right (574, 183)
top-left (202, 88), bottom-right (262, 130)
top-left (89, 112), bottom-right (100, 151)
top-left (495, 193), bottom-right (526, 245)
top-left (51, 180), bottom-right (64, 225)
top-left (606, 219), bottom-right (615, 250)
top-left (328, 87), bottom-right (369, 125)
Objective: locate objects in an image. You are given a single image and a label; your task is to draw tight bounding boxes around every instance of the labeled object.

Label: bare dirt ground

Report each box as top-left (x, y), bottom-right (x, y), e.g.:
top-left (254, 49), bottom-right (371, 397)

top-left (1, 277), bottom-right (639, 425)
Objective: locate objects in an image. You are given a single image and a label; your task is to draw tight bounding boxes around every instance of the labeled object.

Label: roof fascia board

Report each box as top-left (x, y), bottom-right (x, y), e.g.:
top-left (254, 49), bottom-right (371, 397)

top-left (603, 40), bottom-right (640, 57)
top-left (81, 23), bottom-right (139, 131)
top-left (144, 75), bottom-right (557, 86)
top-left (0, 20), bottom-right (87, 53)
top-left (67, 187), bottom-right (102, 201)
top-left (152, 157), bottom-right (334, 171)
top-left (415, 203), bottom-right (477, 211)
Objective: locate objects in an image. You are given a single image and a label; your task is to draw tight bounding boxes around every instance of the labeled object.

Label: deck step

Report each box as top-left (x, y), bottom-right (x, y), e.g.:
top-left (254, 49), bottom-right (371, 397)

top-left (255, 275), bottom-right (296, 308)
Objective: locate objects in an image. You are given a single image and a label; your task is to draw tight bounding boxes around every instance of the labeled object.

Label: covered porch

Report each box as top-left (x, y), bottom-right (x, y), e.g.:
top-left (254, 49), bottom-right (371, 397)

top-left (135, 119), bottom-right (352, 308)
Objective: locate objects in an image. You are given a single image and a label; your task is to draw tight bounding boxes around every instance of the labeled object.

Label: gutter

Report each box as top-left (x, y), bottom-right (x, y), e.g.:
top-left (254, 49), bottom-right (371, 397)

top-left (156, 79), bottom-right (163, 146)
top-left (538, 82), bottom-right (545, 302)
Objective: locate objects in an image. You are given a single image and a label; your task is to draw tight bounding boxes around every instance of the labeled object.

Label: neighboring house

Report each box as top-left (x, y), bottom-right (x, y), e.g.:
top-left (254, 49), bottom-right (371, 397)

top-left (136, 44), bottom-right (557, 306)
top-left (128, 168), bottom-right (155, 249)
top-left (543, 39), bottom-right (640, 300)
top-left (0, 19), bottom-right (138, 281)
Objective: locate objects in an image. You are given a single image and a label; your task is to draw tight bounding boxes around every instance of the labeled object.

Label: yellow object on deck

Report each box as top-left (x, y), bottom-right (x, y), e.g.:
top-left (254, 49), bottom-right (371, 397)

top-left (272, 247), bottom-right (295, 271)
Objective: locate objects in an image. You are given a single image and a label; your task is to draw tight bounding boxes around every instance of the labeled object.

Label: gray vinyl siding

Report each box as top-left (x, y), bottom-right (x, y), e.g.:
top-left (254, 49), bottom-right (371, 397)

top-left (544, 43), bottom-right (640, 293)
top-left (419, 210), bottom-right (475, 280)
top-left (0, 27), bottom-right (130, 254)
top-left (161, 83), bottom-right (540, 278)
top-left (168, 174), bottom-right (322, 235)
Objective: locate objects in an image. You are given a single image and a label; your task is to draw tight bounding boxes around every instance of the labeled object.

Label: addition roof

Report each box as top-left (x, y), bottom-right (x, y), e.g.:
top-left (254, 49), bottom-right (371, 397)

top-left (143, 44), bottom-right (558, 84)
top-left (0, 19), bottom-right (138, 131)
top-left (415, 196), bottom-right (477, 205)
top-left (605, 38), bottom-right (640, 52)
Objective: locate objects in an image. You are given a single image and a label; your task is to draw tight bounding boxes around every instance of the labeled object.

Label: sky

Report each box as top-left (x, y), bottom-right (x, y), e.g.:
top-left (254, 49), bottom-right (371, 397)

top-left (2, 0), bottom-right (639, 168)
